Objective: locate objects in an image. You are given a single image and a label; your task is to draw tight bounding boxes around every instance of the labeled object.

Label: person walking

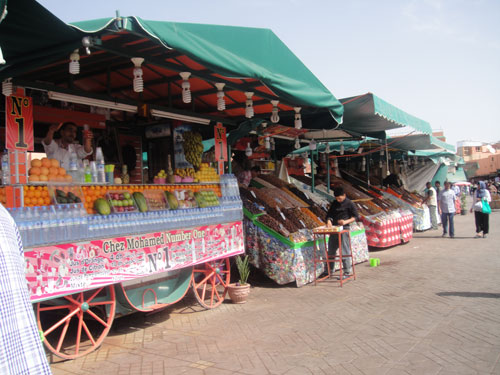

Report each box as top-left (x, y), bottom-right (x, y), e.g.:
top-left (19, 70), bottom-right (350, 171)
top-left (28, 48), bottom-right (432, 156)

top-left (0, 204), bottom-right (52, 374)
top-left (423, 182), bottom-right (438, 230)
top-left (439, 181), bottom-right (456, 238)
top-left (471, 181), bottom-right (491, 238)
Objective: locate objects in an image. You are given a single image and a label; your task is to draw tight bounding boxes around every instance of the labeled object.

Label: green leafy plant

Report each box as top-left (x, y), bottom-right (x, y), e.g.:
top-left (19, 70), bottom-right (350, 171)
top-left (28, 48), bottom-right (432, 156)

top-left (235, 255), bottom-right (250, 285)
top-left (460, 193), bottom-right (467, 208)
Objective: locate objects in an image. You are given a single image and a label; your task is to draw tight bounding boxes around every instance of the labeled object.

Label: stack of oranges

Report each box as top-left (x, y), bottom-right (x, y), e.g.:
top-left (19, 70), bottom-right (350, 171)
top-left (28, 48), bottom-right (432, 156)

top-left (28, 158), bottom-right (72, 183)
top-left (23, 185), bottom-right (51, 207)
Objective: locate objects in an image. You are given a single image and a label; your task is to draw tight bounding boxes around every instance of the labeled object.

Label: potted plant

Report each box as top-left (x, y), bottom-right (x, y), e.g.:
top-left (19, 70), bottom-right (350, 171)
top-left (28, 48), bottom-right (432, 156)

top-left (227, 255), bottom-right (251, 304)
top-left (460, 193), bottom-right (467, 215)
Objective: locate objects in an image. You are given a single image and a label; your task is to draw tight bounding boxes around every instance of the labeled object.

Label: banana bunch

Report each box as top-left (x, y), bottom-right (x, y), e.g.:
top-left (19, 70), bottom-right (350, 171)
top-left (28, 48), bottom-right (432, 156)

top-left (182, 131), bottom-right (204, 168)
top-left (174, 168), bottom-right (195, 177)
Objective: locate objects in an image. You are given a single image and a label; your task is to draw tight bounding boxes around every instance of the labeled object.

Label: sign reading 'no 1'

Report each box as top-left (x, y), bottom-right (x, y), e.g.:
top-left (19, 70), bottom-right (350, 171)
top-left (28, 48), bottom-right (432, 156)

top-left (5, 93), bottom-right (34, 151)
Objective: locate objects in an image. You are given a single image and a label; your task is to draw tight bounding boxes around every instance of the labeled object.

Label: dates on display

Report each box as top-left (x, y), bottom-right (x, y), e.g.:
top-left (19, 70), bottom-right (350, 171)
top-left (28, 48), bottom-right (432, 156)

top-left (257, 214), bottom-right (290, 238)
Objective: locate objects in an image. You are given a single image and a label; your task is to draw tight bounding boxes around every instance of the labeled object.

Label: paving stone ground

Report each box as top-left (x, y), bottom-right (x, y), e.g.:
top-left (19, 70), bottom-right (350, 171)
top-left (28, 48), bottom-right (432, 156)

top-left (51, 202), bottom-right (500, 375)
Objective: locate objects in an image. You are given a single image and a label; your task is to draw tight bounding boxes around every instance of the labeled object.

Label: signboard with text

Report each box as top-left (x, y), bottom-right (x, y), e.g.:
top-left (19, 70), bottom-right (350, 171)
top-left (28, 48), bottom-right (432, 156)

top-left (5, 93), bottom-right (34, 151)
top-left (214, 122), bottom-right (228, 161)
top-left (24, 221), bottom-right (244, 302)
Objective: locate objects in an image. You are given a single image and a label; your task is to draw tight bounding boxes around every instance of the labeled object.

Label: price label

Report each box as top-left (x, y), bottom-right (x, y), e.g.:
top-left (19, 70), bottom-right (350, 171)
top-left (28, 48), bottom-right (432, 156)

top-left (299, 219), bottom-right (306, 227)
top-left (280, 212), bottom-right (286, 220)
top-left (317, 216), bottom-right (322, 223)
top-left (304, 192), bottom-right (310, 199)
top-left (274, 197), bottom-right (282, 204)
top-left (251, 191), bottom-right (257, 199)
top-left (279, 223), bottom-right (286, 232)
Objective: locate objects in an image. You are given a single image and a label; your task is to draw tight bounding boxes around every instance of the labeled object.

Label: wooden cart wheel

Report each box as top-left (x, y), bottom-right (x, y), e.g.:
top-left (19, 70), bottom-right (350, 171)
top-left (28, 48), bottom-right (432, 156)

top-left (192, 258), bottom-right (230, 309)
top-left (37, 285), bottom-right (116, 360)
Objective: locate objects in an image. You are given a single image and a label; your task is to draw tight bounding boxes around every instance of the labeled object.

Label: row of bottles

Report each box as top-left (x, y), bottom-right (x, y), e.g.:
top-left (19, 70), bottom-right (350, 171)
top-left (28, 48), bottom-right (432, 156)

top-left (67, 146), bottom-right (106, 184)
top-left (10, 200), bottom-right (242, 248)
top-left (220, 174), bottom-right (239, 197)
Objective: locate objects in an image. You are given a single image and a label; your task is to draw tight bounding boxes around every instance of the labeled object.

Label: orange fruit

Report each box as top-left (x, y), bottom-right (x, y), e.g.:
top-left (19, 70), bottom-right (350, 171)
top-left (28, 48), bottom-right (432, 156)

top-left (50, 159), bottom-right (60, 168)
top-left (48, 173), bottom-right (58, 182)
top-left (37, 197), bottom-right (45, 206)
top-left (58, 167), bottom-right (66, 176)
top-left (29, 167), bottom-right (41, 176)
top-left (31, 159), bottom-right (42, 168)
top-left (41, 158), bottom-right (51, 168)
top-left (43, 197), bottom-right (51, 205)
top-left (33, 190), bottom-right (41, 198)
top-left (64, 175), bottom-right (73, 182)
top-left (55, 175), bottom-right (65, 182)
top-left (39, 175), bottom-right (48, 182)
top-left (40, 167), bottom-right (49, 176)
top-left (41, 190), bottom-right (49, 198)
top-left (28, 175), bottom-right (40, 182)
top-left (24, 197), bottom-right (31, 205)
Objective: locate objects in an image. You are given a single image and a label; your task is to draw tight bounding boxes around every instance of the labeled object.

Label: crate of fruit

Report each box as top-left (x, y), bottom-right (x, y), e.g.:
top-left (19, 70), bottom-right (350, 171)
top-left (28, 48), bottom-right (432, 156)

top-left (172, 189), bottom-right (198, 209)
top-left (142, 189), bottom-right (168, 211)
top-left (194, 189), bottom-right (220, 208)
top-left (106, 190), bottom-right (138, 213)
top-left (48, 185), bottom-right (84, 204)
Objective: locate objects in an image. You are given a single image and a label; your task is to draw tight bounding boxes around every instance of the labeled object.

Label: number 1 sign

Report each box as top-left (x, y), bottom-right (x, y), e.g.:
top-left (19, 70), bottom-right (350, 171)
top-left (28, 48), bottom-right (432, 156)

top-left (5, 90), bottom-right (34, 151)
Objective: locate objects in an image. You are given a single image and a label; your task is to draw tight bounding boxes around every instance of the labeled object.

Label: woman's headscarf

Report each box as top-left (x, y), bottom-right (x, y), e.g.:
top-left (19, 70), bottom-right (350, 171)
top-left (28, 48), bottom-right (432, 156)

top-left (477, 181), bottom-right (487, 198)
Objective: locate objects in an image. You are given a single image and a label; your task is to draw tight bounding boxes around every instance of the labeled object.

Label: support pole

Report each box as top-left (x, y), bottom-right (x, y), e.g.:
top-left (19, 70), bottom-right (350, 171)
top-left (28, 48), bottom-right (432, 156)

top-left (310, 149), bottom-right (315, 193)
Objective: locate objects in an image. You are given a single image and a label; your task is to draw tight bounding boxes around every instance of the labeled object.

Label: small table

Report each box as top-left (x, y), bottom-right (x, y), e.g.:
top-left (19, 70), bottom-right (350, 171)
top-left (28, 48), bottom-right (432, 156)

top-left (312, 229), bottom-right (356, 287)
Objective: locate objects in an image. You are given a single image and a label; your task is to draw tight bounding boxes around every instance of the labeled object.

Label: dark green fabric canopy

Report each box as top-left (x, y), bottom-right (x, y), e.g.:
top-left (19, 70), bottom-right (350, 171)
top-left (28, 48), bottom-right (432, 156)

top-left (340, 93), bottom-right (432, 138)
top-left (1, 3), bottom-right (343, 125)
top-left (0, 0), bottom-right (81, 77)
top-left (388, 134), bottom-right (454, 152)
top-left (70, 17), bottom-right (344, 124)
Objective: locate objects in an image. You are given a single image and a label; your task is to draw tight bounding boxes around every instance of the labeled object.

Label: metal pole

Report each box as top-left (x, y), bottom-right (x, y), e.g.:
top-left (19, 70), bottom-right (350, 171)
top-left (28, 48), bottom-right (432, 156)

top-left (227, 144), bottom-right (232, 174)
top-left (311, 149), bottom-right (315, 193)
top-left (326, 153), bottom-right (331, 194)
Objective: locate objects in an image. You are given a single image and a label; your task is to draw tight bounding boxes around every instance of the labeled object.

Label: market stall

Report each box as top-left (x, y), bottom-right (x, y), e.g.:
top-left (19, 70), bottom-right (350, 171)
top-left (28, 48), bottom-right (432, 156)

top-left (0, 2), bottom-right (345, 359)
top-left (241, 173), bottom-right (369, 286)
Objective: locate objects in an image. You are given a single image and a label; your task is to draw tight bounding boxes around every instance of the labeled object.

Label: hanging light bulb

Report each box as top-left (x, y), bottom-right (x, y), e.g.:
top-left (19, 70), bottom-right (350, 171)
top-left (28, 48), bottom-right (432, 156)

top-left (69, 50), bottom-right (80, 75)
top-left (180, 72), bottom-right (192, 103)
top-left (294, 107), bottom-right (302, 129)
top-left (265, 137), bottom-right (271, 150)
top-left (270, 100), bottom-right (280, 123)
top-left (245, 142), bottom-right (253, 157)
top-left (325, 142), bottom-right (331, 153)
top-left (361, 157), bottom-right (366, 172)
top-left (339, 140), bottom-right (344, 155)
top-left (131, 57), bottom-right (145, 93)
top-left (2, 78), bottom-right (13, 96)
top-left (215, 83), bottom-right (225, 111)
top-left (294, 137), bottom-right (300, 149)
top-left (245, 92), bottom-right (254, 118)
top-left (309, 139), bottom-right (317, 151)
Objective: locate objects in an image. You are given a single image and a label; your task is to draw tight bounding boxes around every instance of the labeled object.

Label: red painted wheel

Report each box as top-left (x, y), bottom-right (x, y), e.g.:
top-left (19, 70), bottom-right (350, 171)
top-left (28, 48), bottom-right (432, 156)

top-left (192, 258), bottom-right (230, 309)
top-left (37, 285), bottom-right (116, 360)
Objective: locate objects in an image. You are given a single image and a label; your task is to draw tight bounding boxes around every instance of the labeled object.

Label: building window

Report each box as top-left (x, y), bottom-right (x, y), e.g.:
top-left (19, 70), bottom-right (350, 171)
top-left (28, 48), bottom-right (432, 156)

top-left (475, 146), bottom-right (481, 152)
top-left (463, 148), bottom-right (470, 156)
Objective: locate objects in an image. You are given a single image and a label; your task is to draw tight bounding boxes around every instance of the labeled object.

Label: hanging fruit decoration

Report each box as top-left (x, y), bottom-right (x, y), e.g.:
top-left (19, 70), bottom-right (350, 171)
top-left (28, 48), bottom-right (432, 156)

top-left (182, 131), bottom-right (204, 169)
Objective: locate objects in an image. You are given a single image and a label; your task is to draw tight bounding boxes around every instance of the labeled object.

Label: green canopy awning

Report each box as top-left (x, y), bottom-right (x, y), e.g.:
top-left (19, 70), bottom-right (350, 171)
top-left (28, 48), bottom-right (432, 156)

top-left (430, 136), bottom-right (456, 153)
top-left (388, 134), bottom-right (454, 152)
top-left (447, 168), bottom-right (468, 184)
top-left (291, 140), bottom-right (363, 154)
top-left (339, 93), bottom-right (432, 138)
top-left (70, 17), bottom-right (344, 124)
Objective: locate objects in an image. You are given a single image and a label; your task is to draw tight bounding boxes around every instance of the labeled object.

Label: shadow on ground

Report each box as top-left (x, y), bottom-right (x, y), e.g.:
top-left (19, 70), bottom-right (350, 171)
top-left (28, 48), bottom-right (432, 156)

top-left (437, 291), bottom-right (500, 299)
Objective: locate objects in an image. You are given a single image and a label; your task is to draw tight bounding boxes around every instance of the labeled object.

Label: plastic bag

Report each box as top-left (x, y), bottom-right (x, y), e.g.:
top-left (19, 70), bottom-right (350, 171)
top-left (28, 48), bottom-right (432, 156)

top-left (482, 199), bottom-right (491, 214)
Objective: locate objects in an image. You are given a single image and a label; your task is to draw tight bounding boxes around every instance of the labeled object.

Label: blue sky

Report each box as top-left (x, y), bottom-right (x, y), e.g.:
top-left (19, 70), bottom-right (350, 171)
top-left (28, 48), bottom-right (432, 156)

top-left (38, 0), bottom-right (500, 148)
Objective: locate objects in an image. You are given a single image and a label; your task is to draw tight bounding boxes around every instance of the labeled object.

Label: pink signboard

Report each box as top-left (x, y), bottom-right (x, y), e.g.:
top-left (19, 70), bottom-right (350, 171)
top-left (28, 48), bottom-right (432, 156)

top-left (25, 221), bottom-right (244, 302)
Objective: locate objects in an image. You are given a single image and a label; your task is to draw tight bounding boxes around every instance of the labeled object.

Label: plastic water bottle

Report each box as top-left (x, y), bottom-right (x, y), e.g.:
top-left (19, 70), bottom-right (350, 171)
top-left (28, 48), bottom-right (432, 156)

top-left (95, 147), bottom-right (106, 183)
top-left (1, 151), bottom-right (9, 185)
top-left (83, 159), bottom-right (92, 183)
top-left (67, 145), bottom-right (80, 182)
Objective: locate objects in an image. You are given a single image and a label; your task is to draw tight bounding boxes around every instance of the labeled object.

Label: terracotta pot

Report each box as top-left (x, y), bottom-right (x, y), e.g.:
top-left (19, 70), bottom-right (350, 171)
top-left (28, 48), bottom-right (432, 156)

top-left (227, 283), bottom-right (251, 304)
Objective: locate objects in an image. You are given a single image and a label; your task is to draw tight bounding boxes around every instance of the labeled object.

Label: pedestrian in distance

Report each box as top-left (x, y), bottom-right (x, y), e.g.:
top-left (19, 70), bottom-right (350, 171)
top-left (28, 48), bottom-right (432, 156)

top-left (471, 181), bottom-right (491, 238)
top-left (0, 204), bottom-right (52, 374)
top-left (423, 182), bottom-right (438, 230)
top-left (439, 181), bottom-right (456, 238)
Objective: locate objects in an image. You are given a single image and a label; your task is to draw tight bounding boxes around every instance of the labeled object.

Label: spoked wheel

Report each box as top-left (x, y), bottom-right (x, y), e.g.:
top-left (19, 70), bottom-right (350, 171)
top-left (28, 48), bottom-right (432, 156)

top-left (37, 285), bottom-right (116, 360)
top-left (192, 258), bottom-right (230, 309)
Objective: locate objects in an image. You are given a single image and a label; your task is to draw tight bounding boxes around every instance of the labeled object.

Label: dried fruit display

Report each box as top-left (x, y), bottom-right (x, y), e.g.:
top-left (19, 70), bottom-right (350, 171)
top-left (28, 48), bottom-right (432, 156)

top-left (281, 188), bottom-right (309, 207)
top-left (355, 201), bottom-right (383, 216)
top-left (287, 186), bottom-right (316, 207)
top-left (308, 204), bottom-right (327, 222)
top-left (257, 173), bottom-right (288, 188)
top-left (300, 207), bottom-right (326, 227)
top-left (372, 197), bottom-right (401, 211)
top-left (242, 197), bottom-right (265, 215)
top-left (259, 187), bottom-right (306, 208)
top-left (257, 214), bottom-right (290, 238)
top-left (266, 207), bottom-right (301, 233)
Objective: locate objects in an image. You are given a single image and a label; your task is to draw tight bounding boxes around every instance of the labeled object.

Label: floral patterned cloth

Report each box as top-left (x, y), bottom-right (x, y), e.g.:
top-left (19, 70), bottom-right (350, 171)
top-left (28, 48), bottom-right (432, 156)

top-left (244, 219), bottom-right (369, 287)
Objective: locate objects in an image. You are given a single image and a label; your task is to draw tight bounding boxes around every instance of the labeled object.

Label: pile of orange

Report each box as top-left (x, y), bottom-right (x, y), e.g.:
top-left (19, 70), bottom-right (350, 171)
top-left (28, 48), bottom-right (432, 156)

top-left (23, 185), bottom-right (51, 207)
top-left (28, 158), bottom-right (72, 183)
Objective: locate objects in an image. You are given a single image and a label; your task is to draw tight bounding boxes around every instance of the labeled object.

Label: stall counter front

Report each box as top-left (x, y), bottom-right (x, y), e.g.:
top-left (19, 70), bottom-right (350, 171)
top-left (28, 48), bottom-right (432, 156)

top-left (244, 216), bottom-right (369, 287)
